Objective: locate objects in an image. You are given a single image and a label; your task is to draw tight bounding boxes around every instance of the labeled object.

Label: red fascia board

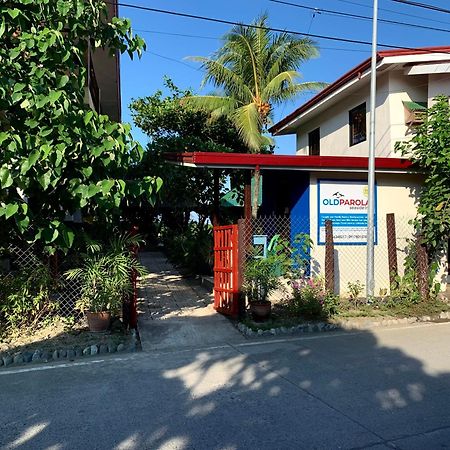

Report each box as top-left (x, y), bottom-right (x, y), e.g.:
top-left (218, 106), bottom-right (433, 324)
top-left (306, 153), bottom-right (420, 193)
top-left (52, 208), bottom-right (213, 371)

top-left (167, 152), bottom-right (412, 171)
top-left (269, 45), bottom-right (450, 135)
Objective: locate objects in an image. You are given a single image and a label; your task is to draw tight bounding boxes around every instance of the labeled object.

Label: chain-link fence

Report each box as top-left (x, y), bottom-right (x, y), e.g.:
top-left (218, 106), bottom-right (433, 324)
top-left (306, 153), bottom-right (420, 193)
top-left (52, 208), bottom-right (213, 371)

top-left (1, 242), bottom-right (82, 318)
top-left (239, 214), bottom-right (445, 302)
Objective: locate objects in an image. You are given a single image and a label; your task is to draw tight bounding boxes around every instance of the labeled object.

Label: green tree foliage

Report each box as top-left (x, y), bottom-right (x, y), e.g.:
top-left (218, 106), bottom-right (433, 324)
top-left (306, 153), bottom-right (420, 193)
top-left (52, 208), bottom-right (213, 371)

top-left (396, 96), bottom-right (450, 257)
top-left (0, 0), bottom-right (161, 251)
top-left (186, 14), bottom-right (325, 215)
top-left (130, 79), bottom-right (249, 232)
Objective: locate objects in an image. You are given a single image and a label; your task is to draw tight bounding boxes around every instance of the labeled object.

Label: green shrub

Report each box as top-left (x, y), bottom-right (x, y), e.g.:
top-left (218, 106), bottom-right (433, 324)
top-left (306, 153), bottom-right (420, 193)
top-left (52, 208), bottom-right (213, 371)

top-left (163, 222), bottom-right (213, 275)
top-left (289, 277), bottom-right (339, 319)
top-left (0, 264), bottom-right (57, 330)
top-left (65, 233), bottom-right (147, 314)
top-left (243, 254), bottom-right (284, 303)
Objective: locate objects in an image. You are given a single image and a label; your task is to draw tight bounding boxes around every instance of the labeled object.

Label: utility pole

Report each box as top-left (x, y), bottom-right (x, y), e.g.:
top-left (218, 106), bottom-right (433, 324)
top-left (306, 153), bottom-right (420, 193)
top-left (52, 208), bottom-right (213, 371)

top-left (366, 0), bottom-right (378, 298)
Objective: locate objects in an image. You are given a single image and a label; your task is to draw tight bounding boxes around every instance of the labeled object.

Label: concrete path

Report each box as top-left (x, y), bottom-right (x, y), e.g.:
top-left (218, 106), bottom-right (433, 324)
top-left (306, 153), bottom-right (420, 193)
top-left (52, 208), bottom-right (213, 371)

top-left (137, 252), bottom-right (244, 351)
top-left (1, 322), bottom-right (450, 449)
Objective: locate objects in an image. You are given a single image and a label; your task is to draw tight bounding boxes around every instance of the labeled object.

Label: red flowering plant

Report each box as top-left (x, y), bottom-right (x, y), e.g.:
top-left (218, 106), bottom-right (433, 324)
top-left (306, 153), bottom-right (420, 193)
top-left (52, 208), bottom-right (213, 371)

top-left (289, 276), bottom-right (339, 320)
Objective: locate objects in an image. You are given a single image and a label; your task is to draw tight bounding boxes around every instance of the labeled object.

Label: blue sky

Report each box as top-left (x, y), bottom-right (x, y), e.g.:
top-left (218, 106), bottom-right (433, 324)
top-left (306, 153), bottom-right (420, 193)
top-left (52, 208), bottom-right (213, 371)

top-left (118, 0), bottom-right (450, 154)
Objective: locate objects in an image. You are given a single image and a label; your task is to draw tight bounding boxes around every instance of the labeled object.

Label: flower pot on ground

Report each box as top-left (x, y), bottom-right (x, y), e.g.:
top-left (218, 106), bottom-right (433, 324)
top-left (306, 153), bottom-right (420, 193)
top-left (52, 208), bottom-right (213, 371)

top-left (65, 233), bottom-right (147, 332)
top-left (85, 311), bottom-right (112, 332)
top-left (249, 300), bottom-right (272, 322)
top-left (243, 254), bottom-right (284, 322)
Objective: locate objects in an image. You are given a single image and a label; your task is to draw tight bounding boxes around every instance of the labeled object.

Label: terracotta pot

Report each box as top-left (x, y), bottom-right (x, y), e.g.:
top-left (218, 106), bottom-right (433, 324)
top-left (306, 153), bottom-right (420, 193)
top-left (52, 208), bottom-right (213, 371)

top-left (250, 301), bottom-right (271, 322)
top-left (86, 311), bottom-right (111, 332)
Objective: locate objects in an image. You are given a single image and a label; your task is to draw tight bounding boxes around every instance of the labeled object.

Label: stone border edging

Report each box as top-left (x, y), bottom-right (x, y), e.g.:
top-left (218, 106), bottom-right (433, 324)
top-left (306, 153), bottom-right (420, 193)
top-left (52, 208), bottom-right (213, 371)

top-left (0, 330), bottom-right (140, 369)
top-left (237, 311), bottom-right (450, 337)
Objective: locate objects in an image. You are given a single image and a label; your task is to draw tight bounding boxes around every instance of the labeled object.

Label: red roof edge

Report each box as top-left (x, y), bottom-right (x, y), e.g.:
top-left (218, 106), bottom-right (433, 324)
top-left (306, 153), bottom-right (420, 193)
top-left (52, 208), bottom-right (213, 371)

top-left (269, 45), bottom-right (450, 135)
top-left (165, 152), bottom-right (413, 171)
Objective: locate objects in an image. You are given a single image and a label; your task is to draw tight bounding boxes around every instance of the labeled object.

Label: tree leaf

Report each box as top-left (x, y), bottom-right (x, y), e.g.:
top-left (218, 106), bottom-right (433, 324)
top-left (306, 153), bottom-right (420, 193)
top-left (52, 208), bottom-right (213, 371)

top-left (5, 203), bottom-right (19, 219)
top-left (0, 166), bottom-right (13, 188)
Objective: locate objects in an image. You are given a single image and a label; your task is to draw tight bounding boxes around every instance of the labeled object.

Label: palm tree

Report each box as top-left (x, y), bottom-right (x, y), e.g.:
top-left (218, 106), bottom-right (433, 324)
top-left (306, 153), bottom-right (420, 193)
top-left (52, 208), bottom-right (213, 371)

top-left (187, 14), bottom-right (325, 217)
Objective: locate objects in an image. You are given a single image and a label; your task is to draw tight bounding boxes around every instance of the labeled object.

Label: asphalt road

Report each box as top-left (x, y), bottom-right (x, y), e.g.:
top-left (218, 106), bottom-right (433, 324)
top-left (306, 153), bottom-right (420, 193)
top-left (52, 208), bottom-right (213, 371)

top-left (1, 322), bottom-right (450, 450)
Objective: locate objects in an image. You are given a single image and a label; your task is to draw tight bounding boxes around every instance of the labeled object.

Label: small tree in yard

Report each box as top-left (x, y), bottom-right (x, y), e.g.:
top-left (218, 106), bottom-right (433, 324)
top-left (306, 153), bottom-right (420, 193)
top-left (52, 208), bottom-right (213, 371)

top-left (130, 79), bottom-right (249, 232)
top-left (0, 0), bottom-right (161, 252)
top-left (396, 96), bottom-right (450, 259)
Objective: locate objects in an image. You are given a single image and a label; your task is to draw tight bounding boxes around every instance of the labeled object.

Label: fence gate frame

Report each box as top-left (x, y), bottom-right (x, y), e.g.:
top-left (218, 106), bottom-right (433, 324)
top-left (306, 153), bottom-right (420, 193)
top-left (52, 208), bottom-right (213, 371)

top-left (213, 224), bottom-right (241, 318)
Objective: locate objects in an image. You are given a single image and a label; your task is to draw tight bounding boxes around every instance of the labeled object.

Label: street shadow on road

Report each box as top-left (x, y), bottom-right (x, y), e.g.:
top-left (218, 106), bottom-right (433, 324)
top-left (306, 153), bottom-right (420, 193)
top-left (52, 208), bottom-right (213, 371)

top-left (1, 325), bottom-right (450, 449)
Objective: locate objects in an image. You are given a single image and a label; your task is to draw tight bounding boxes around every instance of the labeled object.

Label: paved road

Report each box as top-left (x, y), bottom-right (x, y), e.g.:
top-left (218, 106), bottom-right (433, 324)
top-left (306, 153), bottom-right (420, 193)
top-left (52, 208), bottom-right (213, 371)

top-left (1, 322), bottom-right (450, 449)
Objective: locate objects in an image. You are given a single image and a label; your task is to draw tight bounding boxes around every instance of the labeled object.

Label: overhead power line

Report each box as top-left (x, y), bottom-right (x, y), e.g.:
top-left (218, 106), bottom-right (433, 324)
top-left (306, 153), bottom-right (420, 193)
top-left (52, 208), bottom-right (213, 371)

top-left (135, 28), bottom-right (370, 53)
top-left (270, 0), bottom-right (450, 35)
top-left (108, 0), bottom-right (450, 53)
top-left (389, 0), bottom-right (450, 14)
top-left (334, 0), bottom-right (450, 25)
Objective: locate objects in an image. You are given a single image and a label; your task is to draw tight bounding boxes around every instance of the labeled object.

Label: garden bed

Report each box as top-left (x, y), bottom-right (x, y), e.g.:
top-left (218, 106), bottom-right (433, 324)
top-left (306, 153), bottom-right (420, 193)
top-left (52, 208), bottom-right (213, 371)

top-left (0, 317), bottom-right (138, 368)
top-left (238, 298), bottom-right (450, 337)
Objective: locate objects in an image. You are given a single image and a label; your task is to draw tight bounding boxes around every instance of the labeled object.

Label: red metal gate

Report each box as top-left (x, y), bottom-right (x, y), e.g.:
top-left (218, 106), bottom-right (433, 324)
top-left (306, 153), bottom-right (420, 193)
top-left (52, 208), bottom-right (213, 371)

top-left (213, 224), bottom-right (240, 317)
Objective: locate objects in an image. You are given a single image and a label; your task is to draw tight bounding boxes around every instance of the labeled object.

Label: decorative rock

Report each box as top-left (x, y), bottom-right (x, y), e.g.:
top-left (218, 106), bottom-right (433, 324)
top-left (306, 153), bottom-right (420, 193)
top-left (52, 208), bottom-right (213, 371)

top-left (67, 349), bottom-right (76, 360)
top-left (75, 347), bottom-right (83, 357)
top-left (59, 349), bottom-right (67, 358)
top-left (23, 352), bottom-right (32, 363)
top-left (117, 343), bottom-right (125, 352)
top-left (3, 355), bottom-right (13, 366)
top-left (90, 345), bottom-right (98, 356)
top-left (99, 344), bottom-right (108, 354)
top-left (32, 350), bottom-right (41, 362)
top-left (40, 351), bottom-right (50, 362)
top-left (52, 350), bottom-right (59, 360)
top-left (82, 347), bottom-right (91, 356)
top-left (257, 329), bottom-right (264, 336)
top-left (421, 315), bottom-right (431, 322)
top-left (262, 330), bottom-right (271, 337)
top-left (13, 354), bottom-right (23, 365)
top-left (270, 328), bottom-right (276, 335)
top-left (107, 343), bottom-right (117, 353)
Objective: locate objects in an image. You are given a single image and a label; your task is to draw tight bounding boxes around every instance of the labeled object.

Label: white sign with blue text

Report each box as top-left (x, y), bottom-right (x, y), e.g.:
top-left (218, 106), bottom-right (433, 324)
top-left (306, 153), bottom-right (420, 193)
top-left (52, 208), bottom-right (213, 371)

top-left (318, 180), bottom-right (377, 245)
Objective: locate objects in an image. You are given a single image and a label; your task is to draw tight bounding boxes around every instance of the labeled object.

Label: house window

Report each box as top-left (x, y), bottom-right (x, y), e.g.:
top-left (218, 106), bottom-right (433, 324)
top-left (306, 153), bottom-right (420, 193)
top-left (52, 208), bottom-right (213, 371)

top-left (308, 128), bottom-right (320, 155)
top-left (349, 103), bottom-right (366, 146)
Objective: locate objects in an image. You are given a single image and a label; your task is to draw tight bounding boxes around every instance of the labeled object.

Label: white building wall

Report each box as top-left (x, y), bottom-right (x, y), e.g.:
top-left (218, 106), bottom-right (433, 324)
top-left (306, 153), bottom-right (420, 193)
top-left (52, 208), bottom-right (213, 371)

top-left (306, 172), bottom-right (448, 296)
top-left (296, 71), bottom-right (431, 158)
top-left (428, 73), bottom-right (450, 105)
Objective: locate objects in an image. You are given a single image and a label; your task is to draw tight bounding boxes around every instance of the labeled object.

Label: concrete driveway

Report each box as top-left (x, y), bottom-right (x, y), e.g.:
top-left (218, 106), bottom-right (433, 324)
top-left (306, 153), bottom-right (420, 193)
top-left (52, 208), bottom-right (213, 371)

top-left (1, 322), bottom-right (450, 449)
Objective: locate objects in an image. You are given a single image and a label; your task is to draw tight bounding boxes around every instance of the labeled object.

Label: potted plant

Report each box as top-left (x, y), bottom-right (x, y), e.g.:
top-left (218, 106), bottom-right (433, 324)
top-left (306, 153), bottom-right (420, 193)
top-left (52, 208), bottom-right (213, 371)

top-left (65, 233), bottom-right (147, 332)
top-left (243, 254), bottom-right (283, 322)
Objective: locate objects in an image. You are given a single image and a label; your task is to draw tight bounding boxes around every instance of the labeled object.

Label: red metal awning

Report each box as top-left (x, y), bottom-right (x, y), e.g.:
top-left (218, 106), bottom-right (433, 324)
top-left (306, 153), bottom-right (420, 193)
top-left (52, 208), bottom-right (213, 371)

top-left (165, 152), bottom-right (414, 174)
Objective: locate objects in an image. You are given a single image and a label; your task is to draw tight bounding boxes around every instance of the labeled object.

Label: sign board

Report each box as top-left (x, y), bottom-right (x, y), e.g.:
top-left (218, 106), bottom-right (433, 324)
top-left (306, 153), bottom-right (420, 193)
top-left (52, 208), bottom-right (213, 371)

top-left (318, 179), bottom-right (377, 245)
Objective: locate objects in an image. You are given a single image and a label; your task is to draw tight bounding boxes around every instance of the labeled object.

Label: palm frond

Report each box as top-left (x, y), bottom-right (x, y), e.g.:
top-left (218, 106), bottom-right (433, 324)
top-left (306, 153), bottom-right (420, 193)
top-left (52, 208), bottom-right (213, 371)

top-left (261, 70), bottom-right (300, 102)
top-left (232, 103), bottom-right (264, 151)
top-left (183, 95), bottom-right (238, 118)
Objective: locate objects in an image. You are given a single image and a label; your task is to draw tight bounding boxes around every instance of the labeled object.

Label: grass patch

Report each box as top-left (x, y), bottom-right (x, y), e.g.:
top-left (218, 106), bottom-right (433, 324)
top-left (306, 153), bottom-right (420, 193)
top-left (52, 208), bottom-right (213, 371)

top-left (241, 298), bottom-right (450, 330)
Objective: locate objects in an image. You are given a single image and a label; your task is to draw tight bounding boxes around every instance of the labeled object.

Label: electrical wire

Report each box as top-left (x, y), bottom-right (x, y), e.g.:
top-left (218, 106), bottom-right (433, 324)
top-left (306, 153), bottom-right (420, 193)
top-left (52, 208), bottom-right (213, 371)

top-left (106, 0), bottom-right (450, 52)
top-left (333, 0), bottom-right (450, 25)
top-left (389, 0), bottom-right (450, 15)
top-left (135, 28), bottom-right (370, 53)
top-left (270, 0), bottom-right (450, 35)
